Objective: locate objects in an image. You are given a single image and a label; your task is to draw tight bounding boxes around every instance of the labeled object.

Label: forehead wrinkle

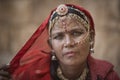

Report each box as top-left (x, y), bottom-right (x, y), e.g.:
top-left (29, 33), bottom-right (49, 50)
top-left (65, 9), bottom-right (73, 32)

top-left (51, 25), bottom-right (85, 36)
top-left (51, 27), bottom-right (64, 36)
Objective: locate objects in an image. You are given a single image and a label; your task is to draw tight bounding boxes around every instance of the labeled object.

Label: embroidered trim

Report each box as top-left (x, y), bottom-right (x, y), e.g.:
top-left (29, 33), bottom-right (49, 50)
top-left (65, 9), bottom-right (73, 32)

top-left (57, 66), bottom-right (89, 80)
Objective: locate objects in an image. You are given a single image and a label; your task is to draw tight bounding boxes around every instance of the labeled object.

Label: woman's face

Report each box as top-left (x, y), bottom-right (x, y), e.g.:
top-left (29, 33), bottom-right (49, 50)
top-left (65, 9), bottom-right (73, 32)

top-left (50, 16), bottom-right (90, 66)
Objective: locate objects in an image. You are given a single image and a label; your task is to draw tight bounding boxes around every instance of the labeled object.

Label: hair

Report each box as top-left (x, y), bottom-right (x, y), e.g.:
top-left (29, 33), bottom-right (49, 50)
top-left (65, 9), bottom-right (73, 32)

top-left (50, 59), bottom-right (60, 80)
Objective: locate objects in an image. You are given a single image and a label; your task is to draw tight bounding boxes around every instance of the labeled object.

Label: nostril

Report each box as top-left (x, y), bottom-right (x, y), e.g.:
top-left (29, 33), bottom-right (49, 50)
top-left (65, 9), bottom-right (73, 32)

top-left (63, 39), bottom-right (75, 48)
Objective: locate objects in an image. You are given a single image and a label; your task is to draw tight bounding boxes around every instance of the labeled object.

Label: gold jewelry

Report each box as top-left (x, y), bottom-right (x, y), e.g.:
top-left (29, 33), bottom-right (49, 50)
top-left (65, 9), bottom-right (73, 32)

top-left (57, 66), bottom-right (89, 80)
top-left (51, 50), bottom-right (57, 60)
top-left (49, 4), bottom-right (90, 35)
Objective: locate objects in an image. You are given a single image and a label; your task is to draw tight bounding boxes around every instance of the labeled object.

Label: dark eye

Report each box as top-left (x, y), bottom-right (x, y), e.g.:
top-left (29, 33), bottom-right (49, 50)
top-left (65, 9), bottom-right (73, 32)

top-left (52, 33), bottom-right (64, 40)
top-left (71, 31), bottom-right (84, 37)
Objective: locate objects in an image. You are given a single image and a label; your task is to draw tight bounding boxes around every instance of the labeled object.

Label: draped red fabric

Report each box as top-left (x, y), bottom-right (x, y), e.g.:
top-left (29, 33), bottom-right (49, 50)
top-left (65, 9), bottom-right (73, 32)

top-left (8, 4), bottom-right (95, 80)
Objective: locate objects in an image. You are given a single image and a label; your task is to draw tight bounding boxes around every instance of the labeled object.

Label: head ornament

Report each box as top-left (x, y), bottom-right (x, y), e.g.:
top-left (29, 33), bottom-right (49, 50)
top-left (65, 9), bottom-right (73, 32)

top-left (49, 4), bottom-right (90, 35)
top-left (56, 4), bottom-right (68, 16)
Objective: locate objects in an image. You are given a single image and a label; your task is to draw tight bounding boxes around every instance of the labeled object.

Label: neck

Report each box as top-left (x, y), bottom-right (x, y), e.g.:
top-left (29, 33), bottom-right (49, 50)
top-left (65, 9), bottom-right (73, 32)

top-left (59, 62), bottom-right (87, 80)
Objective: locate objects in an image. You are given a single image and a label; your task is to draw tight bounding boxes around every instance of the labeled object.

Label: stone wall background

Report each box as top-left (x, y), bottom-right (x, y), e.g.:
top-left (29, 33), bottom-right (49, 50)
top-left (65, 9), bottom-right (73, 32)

top-left (0, 0), bottom-right (120, 77)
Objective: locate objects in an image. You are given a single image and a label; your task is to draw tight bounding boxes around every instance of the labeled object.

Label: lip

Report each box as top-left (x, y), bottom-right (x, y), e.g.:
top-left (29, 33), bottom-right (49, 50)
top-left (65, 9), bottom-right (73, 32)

top-left (63, 51), bottom-right (76, 57)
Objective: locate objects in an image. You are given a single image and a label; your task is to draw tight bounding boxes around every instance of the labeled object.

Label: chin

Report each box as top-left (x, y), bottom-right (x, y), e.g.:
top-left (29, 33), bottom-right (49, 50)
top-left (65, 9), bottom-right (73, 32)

top-left (63, 59), bottom-right (83, 66)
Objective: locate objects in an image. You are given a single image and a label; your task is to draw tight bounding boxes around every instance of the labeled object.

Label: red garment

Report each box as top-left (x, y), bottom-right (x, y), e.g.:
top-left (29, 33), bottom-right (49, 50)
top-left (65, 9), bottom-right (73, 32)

top-left (88, 55), bottom-right (120, 80)
top-left (8, 4), bottom-right (119, 80)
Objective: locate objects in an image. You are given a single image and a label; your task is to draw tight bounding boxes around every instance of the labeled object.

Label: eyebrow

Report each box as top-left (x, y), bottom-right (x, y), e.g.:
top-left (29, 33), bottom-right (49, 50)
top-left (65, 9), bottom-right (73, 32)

top-left (51, 28), bottom-right (85, 36)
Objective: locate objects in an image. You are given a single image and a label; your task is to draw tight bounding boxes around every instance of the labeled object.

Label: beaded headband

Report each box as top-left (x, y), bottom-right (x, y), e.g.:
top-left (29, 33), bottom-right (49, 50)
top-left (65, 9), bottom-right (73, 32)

top-left (49, 4), bottom-right (90, 34)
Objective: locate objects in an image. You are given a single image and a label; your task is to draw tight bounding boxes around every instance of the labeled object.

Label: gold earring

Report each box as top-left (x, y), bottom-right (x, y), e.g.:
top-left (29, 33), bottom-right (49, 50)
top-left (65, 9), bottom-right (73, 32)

top-left (51, 50), bottom-right (57, 60)
top-left (90, 48), bottom-right (94, 54)
top-left (90, 41), bottom-right (94, 54)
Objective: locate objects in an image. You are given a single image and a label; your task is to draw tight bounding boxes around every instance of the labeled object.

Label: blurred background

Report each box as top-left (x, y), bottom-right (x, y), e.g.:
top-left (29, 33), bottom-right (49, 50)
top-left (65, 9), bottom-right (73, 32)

top-left (0, 0), bottom-right (120, 77)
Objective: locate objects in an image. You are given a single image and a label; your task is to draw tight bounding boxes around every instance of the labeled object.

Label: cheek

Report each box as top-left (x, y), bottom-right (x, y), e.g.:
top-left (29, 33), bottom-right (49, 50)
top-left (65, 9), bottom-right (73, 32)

top-left (74, 40), bottom-right (90, 65)
top-left (78, 37), bottom-right (90, 55)
top-left (51, 40), bottom-right (63, 53)
top-left (75, 33), bottom-right (90, 55)
top-left (51, 41), bottom-right (64, 61)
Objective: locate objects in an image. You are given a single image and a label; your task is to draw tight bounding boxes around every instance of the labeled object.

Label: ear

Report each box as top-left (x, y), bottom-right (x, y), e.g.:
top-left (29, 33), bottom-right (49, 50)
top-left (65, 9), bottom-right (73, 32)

top-left (89, 31), bottom-right (95, 47)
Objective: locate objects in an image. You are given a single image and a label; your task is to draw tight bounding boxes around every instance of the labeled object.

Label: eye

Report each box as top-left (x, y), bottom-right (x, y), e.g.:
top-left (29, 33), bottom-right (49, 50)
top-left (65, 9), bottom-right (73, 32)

top-left (52, 33), bottom-right (64, 40)
top-left (71, 31), bottom-right (84, 37)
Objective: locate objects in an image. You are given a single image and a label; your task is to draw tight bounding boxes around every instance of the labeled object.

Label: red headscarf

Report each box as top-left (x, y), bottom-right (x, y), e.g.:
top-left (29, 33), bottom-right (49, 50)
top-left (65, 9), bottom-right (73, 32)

top-left (9, 4), bottom-right (94, 80)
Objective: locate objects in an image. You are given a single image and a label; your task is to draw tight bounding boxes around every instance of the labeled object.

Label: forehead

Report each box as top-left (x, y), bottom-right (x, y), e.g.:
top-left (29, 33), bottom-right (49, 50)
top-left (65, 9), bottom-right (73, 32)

top-left (51, 16), bottom-right (86, 33)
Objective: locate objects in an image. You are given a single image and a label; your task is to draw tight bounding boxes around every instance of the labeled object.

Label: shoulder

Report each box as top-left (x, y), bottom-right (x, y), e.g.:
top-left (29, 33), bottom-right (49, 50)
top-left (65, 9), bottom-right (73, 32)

top-left (88, 55), bottom-right (113, 70)
top-left (88, 55), bottom-right (120, 80)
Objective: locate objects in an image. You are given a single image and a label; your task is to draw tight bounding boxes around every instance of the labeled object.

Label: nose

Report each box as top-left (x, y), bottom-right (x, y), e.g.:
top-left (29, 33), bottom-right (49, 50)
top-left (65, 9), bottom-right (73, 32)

top-left (63, 35), bottom-right (75, 48)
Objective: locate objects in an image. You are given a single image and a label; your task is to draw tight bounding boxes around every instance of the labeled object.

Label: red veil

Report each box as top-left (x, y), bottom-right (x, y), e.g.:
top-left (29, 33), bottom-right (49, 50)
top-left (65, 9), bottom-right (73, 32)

top-left (9, 4), bottom-right (94, 80)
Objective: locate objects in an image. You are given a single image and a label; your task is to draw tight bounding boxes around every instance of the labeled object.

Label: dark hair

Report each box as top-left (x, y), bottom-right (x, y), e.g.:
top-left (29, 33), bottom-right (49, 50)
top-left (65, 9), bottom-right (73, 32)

top-left (50, 59), bottom-right (60, 80)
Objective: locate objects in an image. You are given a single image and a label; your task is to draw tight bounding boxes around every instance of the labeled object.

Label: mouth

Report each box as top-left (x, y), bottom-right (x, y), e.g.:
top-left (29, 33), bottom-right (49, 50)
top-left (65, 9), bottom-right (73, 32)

top-left (63, 51), bottom-right (76, 57)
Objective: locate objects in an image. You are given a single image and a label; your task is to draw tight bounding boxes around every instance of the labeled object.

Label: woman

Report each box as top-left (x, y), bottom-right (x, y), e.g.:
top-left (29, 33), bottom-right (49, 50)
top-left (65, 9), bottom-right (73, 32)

top-left (0, 4), bottom-right (120, 80)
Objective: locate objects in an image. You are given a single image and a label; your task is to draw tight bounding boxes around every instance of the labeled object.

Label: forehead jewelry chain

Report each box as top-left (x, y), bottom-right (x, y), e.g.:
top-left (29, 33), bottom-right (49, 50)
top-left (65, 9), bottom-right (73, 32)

top-left (60, 16), bottom-right (68, 32)
top-left (49, 4), bottom-right (90, 35)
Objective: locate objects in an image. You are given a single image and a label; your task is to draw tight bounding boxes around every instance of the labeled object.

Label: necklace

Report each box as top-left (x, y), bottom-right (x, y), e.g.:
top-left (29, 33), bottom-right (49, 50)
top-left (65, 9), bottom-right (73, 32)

top-left (57, 66), bottom-right (89, 80)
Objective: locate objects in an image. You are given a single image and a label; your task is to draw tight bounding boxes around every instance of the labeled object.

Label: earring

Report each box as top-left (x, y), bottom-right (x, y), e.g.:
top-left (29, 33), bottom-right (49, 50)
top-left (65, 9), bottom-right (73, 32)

top-left (51, 50), bottom-right (57, 60)
top-left (90, 48), bottom-right (94, 54)
top-left (90, 41), bottom-right (94, 54)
